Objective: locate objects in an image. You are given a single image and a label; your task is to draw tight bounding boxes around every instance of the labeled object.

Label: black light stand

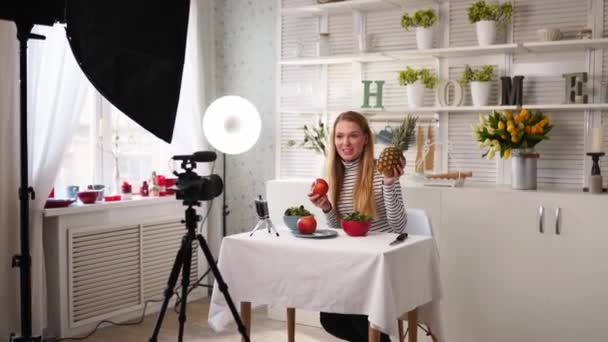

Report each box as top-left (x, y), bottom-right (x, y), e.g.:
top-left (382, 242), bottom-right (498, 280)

top-left (10, 22), bottom-right (45, 342)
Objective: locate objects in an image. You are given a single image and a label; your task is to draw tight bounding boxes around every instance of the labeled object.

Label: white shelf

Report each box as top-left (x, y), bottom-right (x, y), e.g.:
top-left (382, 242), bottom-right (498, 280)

top-left (279, 39), bottom-right (608, 65)
top-left (520, 38), bottom-right (608, 53)
top-left (525, 103), bottom-right (608, 111)
top-left (282, 0), bottom-right (443, 17)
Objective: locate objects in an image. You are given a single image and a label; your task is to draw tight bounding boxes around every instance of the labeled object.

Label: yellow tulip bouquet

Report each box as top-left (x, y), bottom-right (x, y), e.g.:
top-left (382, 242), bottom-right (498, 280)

top-left (471, 108), bottom-right (553, 159)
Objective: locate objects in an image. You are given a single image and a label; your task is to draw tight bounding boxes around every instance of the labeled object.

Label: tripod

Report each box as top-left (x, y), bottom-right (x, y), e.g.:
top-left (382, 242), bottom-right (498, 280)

top-left (149, 204), bottom-right (250, 342)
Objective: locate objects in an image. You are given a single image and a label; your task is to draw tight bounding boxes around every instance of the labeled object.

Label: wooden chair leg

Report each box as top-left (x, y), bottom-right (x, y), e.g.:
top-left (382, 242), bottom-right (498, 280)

top-left (398, 319), bottom-right (405, 342)
top-left (241, 301), bottom-right (251, 342)
top-left (368, 322), bottom-right (381, 342)
top-left (287, 307), bottom-right (295, 342)
top-left (407, 308), bottom-right (418, 342)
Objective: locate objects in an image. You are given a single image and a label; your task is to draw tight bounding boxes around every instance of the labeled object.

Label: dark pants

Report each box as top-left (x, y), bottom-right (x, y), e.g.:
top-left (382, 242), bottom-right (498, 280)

top-left (320, 312), bottom-right (391, 342)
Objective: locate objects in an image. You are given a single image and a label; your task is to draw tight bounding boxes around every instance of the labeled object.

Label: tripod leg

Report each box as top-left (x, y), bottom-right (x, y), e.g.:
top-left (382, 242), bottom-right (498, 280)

top-left (267, 219), bottom-right (280, 237)
top-left (177, 240), bottom-right (193, 342)
top-left (196, 234), bottom-right (251, 342)
top-left (249, 220), bottom-right (264, 237)
top-left (149, 235), bottom-right (188, 342)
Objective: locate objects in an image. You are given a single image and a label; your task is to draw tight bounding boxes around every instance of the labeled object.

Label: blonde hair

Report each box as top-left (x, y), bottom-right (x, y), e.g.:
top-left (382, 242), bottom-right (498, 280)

top-left (327, 111), bottom-right (377, 220)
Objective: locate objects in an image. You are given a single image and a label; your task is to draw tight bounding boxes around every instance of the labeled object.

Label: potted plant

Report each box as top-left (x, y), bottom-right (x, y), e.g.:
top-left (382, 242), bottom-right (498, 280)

top-left (283, 205), bottom-right (313, 232)
top-left (341, 211), bottom-right (372, 237)
top-left (459, 65), bottom-right (494, 106)
top-left (398, 66), bottom-right (438, 108)
top-left (471, 109), bottom-right (553, 189)
top-left (401, 8), bottom-right (437, 50)
top-left (467, 1), bottom-right (513, 46)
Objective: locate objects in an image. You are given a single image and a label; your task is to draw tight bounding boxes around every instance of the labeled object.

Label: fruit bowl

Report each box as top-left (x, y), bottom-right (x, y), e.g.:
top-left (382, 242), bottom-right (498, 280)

top-left (77, 190), bottom-right (100, 204)
top-left (283, 215), bottom-right (302, 232)
top-left (283, 205), bottom-right (313, 232)
top-left (341, 220), bottom-right (371, 236)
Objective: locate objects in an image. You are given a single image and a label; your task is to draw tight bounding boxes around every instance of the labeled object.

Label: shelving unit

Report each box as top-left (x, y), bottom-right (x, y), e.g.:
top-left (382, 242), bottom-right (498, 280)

top-left (281, 0), bottom-right (444, 17)
top-left (281, 104), bottom-right (608, 114)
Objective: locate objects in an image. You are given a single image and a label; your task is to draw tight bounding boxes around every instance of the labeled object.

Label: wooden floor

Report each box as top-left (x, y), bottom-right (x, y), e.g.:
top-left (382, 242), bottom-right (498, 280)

top-left (80, 298), bottom-right (343, 342)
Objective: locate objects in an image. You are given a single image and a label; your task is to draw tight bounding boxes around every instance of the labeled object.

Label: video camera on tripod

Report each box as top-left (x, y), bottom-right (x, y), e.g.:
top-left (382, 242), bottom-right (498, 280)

top-left (171, 151), bottom-right (223, 205)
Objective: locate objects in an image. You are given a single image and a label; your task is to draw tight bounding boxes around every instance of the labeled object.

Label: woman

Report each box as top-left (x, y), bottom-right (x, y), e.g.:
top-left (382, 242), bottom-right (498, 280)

top-left (308, 111), bottom-right (407, 342)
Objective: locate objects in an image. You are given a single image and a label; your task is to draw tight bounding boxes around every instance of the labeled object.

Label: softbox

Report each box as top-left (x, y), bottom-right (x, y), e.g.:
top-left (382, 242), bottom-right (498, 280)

top-left (65, 0), bottom-right (190, 143)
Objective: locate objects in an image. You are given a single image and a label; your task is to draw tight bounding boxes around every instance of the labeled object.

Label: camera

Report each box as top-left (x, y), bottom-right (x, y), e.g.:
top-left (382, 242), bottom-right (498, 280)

top-left (172, 151), bottom-right (223, 204)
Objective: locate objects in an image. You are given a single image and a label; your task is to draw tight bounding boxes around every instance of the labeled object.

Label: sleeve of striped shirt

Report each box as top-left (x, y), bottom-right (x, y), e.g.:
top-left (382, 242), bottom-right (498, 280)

top-left (382, 180), bottom-right (408, 233)
top-left (324, 207), bottom-right (341, 228)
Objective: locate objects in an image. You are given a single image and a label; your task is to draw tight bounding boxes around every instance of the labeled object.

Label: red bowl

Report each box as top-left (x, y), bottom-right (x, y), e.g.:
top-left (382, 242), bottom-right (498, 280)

top-left (341, 220), bottom-right (371, 237)
top-left (77, 190), bottom-right (99, 204)
top-left (165, 178), bottom-right (177, 195)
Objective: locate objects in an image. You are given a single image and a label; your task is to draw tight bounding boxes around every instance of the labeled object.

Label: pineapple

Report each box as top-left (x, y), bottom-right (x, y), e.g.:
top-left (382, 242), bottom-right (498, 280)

top-left (377, 116), bottom-right (418, 177)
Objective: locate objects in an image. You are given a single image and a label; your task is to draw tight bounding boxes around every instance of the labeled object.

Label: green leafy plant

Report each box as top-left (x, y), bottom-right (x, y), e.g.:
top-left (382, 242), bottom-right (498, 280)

top-left (459, 65), bottom-right (494, 86)
top-left (467, 1), bottom-right (512, 27)
top-left (284, 205), bottom-right (313, 216)
top-left (471, 108), bottom-right (554, 159)
top-left (342, 211), bottom-right (372, 222)
top-left (398, 66), bottom-right (438, 89)
top-left (401, 9), bottom-right (437, 31)
top-left (286, 119), bottom-right (329, 156)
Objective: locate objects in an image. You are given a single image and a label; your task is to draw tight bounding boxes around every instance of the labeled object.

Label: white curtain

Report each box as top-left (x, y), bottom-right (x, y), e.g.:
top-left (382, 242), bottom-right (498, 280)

top-left (0, 21), bottom-right (21, 339)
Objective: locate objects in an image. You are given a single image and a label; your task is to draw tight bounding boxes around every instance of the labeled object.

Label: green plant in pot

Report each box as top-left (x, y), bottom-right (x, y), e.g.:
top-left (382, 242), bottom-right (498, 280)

top-left (467, 1), bottom-right (513, 46)
top-left (398, 66), bottom-right (438, 109)
top-left (401, 8), bottom-right (437, 50)
top-left (283, 205), bottom-right (313, 232)
top-left (459, 65), bottom-right (494, 106)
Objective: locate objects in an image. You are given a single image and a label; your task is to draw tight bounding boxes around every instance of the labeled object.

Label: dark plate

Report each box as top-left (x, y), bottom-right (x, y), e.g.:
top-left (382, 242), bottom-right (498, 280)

top-left (45, 199), bottom-right (75, 208)
top-left (292, 229), bottom-right (338, 239)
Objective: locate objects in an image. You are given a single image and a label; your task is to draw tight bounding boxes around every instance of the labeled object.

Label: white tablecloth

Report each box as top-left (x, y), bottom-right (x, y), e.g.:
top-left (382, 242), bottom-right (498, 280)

top-left (208, 228), bottom-right (444, 341)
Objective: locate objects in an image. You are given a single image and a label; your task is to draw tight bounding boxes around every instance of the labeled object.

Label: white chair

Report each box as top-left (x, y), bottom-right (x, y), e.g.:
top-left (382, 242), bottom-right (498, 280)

top-left (397, 208), bottom-right (437, 342)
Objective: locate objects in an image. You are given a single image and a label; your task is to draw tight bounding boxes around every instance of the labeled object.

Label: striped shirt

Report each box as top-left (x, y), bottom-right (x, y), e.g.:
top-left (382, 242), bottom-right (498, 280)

top-left (324, 158), bottom-right (408, 233)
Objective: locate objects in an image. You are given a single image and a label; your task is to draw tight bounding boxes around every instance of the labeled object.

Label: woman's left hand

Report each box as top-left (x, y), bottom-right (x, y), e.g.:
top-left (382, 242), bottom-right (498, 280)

top-left (383, 157), bottom-right (405, 186)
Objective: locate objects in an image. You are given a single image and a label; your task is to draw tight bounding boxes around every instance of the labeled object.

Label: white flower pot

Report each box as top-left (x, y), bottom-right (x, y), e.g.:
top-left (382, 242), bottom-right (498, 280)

top-left (475, 20), bottom-right (497, 46)
top-left (416, 26), bottom-right (434, 50)
top-left (406, 82), bottom-right (425, 108)
top-left (470, 81), bottom-right (492, 106)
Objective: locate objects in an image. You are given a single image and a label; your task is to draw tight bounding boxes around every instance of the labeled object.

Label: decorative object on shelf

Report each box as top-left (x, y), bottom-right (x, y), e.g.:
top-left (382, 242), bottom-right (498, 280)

top-left (87, 184), bottom-right (105, 201)
top-left (66, 185), bottom-right (79, 200)
top-left (424, 172), bottom-right (472, 188)
top-left (150, 171), bottom-right (160, 197)
top-left (316, 32), bottom-right (330, 57)
top-left (578, 28), bottom-right (593, 40)
top-left (356, 33), bottom-right (375, 53)
top-left (424, 125), bottom-right (435, 172)
top-left (398, 67), bottom-right (438, 108)
top-left (436, 80), bottom-right (464, 107)
top-left (104, 194), bottom-right (122, 202)
top-left (415, 125), bottom-right (424, 174)
top-left (375, 125), bottom-right (393, 145)
top-left (562, 72), bottom-right (588, 104)
top-left (401, 8), bottom-right (437, 50)
top-left (140, 181), bottom-right (149, 197)
top-left (377, 115), bottom-right (417, 177)
top-left (589, 116), bottom-right (604, 153)
top-left (460, 65), bottom-right (494, 106)
top-left (586, 153), bottom-right (605, 194)
top-left (121, 181), bottom-right (133, 200)
top-left (467, 1), bottom-right (512, 46)
top-left (537, 28), bottom-right (563, 42)
top-left (361, 80), bottom-right (385, 109)
top-left (500, 75), bottom-right (524, 106)
top-left (472, 109), bottom-right (554, 190)
top-left (77, 190), bottom-right (99, 204)
top-left (286, 119), bottom-right (329, 156)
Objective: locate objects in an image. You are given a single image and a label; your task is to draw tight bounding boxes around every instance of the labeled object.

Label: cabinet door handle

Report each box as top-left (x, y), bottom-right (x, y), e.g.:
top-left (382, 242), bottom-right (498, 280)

top-left (539, 205), bottom-right (544, 234)
top-left (555, 207), bottom-right (561, 235)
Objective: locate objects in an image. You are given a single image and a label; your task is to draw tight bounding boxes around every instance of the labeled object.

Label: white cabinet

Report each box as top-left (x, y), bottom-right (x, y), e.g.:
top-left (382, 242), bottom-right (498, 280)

top-left (438, 188), bottom-right (608, 342)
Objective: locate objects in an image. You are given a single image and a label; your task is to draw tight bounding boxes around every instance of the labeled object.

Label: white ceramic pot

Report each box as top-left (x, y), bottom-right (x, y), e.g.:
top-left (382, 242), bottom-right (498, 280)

top-left (475, 20), bottom-right (497, 46)
top-left (416, 26), bottom-right (434, 50)
top-left (406, 81), bottom-right (426, 108)
top-left (470, 81), bottom-right (492, 106)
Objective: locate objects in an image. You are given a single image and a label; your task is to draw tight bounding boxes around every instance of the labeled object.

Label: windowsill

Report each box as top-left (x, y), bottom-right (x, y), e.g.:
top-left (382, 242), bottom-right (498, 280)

top-left (43, 195), bottom-right (181, 217)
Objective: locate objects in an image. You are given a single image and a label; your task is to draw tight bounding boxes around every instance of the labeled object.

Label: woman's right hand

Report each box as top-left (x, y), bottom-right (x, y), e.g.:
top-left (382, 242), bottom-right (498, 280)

top-left (308, 192), bottom-right (332, 213)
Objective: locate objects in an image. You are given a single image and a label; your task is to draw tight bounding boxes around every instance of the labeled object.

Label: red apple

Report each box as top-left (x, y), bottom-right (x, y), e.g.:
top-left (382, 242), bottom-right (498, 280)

top-left (297, 216), bottom-right (317, 234)
top-left (310, 178), bottom-right (329, 196)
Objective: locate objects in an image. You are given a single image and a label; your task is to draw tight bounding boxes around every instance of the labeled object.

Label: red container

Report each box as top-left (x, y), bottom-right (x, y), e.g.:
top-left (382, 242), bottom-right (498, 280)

top-left (104, 194), bottom-right (122, 202)
top-left (165, 178), bottom-right (177, 195)
top-left (341, 220), bottom-right (371, 237)
top-left (77, 190), bottom-right (99, 204)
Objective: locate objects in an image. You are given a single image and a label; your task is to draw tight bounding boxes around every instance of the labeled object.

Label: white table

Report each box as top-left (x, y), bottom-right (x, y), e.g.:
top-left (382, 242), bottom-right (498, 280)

top-left (208, 228), bottom-right (444, 342)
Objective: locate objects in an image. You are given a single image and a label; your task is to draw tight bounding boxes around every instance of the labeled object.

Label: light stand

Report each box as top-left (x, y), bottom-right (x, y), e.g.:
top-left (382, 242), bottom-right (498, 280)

top-left (10, 22), bottom-right (44, 342)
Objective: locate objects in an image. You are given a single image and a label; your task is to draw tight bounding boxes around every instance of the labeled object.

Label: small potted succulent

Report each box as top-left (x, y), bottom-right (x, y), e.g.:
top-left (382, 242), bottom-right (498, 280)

top-left (398, 66), bottom-right (438, 108)
top-left (341, 211), bottom-right (372, 237)
top-left (401, 8), bottom-right (437, 50)
top-left (459, 65), bottom-right (494, 106)
top-left (467, 1), bottom-right (513, 46)
top-left (283, 205), bottom-right (313, 232)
